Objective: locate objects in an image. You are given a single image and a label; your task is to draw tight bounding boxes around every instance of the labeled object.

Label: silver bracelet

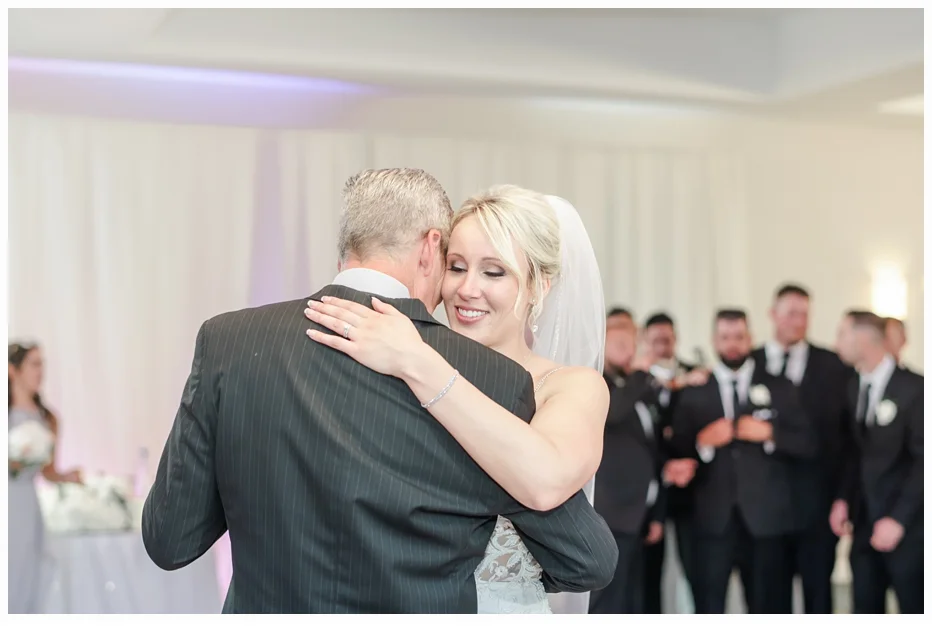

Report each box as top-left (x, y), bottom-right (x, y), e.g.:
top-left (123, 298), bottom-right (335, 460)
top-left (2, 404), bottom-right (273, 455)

top-left (422, 370), bottom-right (460, 409)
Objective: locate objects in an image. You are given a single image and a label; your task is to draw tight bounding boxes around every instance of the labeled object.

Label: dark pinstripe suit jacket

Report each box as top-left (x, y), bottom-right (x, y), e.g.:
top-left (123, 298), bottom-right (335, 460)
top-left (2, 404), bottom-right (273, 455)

top-left (142, 284), bottom-right (618, 613)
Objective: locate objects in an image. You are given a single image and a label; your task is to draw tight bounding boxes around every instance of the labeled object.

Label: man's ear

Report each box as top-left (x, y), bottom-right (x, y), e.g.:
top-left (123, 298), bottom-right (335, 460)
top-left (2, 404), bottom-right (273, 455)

top-left (420, 229), bottom-right (443, 275)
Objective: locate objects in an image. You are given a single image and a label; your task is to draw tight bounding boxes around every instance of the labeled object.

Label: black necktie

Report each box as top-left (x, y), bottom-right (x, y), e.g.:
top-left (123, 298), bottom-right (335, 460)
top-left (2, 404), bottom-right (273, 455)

top-left (731, 378), bottom-right (741, 420)
top-left (857, 382), bottom-right (872, 426)
top-left (779, 351), bottom-right (790, 378)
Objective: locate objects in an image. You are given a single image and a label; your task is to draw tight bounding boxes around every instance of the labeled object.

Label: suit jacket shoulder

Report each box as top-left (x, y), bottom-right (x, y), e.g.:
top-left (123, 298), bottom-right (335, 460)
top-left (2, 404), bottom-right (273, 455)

top-left (886, 367), bottom-right (924, 406)
top-left (806, 343), bottom-right (847, 375)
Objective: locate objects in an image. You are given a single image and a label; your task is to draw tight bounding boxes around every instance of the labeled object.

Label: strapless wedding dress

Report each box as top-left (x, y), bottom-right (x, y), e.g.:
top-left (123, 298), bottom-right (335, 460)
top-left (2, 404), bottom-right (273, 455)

top-left (474, 476), bottom-right (596, 614)
top-left (475, 516), bottom-right (553, 614)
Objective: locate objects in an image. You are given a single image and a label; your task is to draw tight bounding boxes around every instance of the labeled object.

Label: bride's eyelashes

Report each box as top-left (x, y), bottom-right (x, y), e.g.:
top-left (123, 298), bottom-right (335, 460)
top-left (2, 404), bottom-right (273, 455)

top-left (446, 264), bottom-right (505, 279)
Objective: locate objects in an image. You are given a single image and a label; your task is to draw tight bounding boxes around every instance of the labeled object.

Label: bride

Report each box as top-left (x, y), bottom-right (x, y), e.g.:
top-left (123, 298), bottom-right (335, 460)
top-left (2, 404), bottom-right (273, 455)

top-left (306, 185), bottom-right (608, 614)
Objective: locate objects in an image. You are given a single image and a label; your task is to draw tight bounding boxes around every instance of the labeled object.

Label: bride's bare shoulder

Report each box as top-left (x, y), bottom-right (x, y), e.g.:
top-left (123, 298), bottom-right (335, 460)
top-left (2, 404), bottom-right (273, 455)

top-left (531, 360), bottom-right (607, 398)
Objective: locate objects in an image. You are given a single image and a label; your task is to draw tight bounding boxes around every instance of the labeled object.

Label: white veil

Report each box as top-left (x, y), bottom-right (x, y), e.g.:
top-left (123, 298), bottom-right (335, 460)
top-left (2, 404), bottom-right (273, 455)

top-left (535, 195), bottom-right (606, 615)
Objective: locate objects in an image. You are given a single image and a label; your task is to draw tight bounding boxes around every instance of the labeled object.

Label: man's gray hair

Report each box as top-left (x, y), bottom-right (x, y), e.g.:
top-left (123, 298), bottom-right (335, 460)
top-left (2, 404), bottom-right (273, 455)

top-left (338, 168), bottom-right (453, 263)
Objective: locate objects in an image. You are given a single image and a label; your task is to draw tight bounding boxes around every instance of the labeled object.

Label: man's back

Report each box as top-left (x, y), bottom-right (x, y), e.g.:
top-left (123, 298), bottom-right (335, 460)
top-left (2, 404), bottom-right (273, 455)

top-left (143, 285), bottom-right (617, 613)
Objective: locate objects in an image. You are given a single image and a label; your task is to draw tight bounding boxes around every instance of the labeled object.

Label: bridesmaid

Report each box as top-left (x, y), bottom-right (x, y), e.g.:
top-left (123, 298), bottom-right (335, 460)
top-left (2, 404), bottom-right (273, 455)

top-left (8, 341), bottom-right (82, 613)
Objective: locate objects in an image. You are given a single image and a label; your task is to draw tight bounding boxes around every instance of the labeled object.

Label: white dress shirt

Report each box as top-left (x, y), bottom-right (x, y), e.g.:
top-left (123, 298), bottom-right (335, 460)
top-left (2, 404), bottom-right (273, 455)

top-left (332, 268), bottom-right (411, 299)
top-left (857, 354), bottom-right (897, 425)
top-left (697, 358), bottom-right (774, 462)
top-left (764, 339), bottom-right (809, 386)
top-left (634, 401), bottom-right (659, 507)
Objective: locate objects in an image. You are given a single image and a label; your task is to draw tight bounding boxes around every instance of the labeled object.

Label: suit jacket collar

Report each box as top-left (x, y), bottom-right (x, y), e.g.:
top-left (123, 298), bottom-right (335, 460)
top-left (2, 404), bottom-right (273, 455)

top-left (310, 285), bottom-right (440, 326)
top-left (863, 364), bottom-right (918, 405)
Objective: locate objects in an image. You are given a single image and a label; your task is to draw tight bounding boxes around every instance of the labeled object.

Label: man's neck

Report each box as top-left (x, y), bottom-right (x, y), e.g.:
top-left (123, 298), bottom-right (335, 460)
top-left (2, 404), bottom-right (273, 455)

top-left (340, 258), bottom-right (416, 294)
top-left (857, 350), bottom-right (888, 375)
top-left (774, 336), bottom-right (804, 350)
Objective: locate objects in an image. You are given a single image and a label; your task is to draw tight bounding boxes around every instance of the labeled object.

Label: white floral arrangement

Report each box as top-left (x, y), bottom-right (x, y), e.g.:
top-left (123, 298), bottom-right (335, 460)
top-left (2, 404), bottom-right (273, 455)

top-left (9, 419), bottom-right (55, 476)
top-left (39, 474), bottom-right (134, 533)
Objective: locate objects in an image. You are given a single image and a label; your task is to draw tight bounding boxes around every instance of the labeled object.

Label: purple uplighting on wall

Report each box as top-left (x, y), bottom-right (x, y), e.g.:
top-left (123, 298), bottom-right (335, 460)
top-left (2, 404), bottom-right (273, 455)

top-left (8, 56), bottom-right (379, 94)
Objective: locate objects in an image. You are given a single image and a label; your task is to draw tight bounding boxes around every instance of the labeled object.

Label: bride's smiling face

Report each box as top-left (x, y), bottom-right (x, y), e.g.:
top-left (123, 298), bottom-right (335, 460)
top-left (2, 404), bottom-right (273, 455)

top-left (441, 215), bottom-right (531, 349)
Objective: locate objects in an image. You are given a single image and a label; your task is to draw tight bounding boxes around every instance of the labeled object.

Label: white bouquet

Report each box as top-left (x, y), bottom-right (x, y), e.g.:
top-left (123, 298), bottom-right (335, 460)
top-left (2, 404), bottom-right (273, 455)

top-left (40, 473), bottom-right (134, 533)
top-left (9, 419), bottom-right (55, 475)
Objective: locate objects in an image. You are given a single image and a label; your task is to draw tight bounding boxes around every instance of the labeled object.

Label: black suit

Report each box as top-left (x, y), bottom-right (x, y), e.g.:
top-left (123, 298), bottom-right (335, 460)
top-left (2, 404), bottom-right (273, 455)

top-left (644, 360), bottom-right (699, 614)
top-left (142, 285), bottom-right (618, 613)
top-left (751, 344), bottom-right (849, 613)
top-left (838, 366), bottom-right (924, 614)
top-left (590, 371), bottom-right (666, 614)
top-left (671, 364), bottom-right (815, 613)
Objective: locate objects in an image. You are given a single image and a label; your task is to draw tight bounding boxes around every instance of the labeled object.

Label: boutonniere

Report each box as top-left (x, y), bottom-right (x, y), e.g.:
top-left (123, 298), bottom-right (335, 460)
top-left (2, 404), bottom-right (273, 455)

top-left (749, 384), bottom-right (771, 407)
top-left (875, 399), bottom-right (898, 426)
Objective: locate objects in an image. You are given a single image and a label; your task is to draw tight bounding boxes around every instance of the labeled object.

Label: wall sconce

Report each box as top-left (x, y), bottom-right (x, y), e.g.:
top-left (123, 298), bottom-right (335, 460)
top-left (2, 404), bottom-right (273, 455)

top-left (871, 266), bottom-right (908, 319)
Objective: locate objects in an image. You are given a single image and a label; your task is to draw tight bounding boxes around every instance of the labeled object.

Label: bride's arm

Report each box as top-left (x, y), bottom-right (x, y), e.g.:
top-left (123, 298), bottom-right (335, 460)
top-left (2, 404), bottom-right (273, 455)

top-left (403, 343), bottom-right (608, 511)
top-left (306, 295), bottom-right (609, 511)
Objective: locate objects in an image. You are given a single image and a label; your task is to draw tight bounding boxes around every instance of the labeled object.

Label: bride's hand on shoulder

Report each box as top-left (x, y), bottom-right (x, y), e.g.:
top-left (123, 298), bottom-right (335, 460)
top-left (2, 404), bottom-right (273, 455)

top-left (305, 296), bottom-right (427, 377)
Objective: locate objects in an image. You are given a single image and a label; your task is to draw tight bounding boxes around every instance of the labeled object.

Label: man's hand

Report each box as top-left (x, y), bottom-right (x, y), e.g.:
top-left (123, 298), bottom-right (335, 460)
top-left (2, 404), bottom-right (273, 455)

top-left (663, 458), bottom-right (698, 488)
top-left (630, 346), bottom-right (656, 374)
top-left (673, 368), bottom-right (710, 390)
top-left (871, 517), bottom-right (905, 552)
top-left (735, 415), bottom-right (773, 443)
top-left (697, 418), bottom-right (734, 448)
top-left (645, 521), bottom-right (664, 545)
top-left (829, 500), bottom-right (850, 537)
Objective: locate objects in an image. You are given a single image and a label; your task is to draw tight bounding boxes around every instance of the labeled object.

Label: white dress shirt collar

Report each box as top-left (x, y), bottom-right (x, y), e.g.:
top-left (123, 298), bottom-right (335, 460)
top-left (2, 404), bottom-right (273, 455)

top-left (764, 339), bottom-right (809, 385)
top-left (859, 353), bottom-right (896, 394)
top-left (331, 268), bottom-right (411, 299)
top-left (857, 354), bottom-right (896, 423)
top-left (713, 358), bottom-right (756, 419)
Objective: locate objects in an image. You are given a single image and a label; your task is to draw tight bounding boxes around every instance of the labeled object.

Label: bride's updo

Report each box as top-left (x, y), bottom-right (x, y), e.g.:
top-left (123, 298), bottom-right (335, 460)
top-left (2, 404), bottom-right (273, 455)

top-left (454, 185), bottom-right (562, 323)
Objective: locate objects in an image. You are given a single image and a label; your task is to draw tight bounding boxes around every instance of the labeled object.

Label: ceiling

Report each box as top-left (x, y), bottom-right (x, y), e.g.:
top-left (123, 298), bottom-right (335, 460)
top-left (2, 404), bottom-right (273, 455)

top-left (8, 8), bottom-right (924, 127)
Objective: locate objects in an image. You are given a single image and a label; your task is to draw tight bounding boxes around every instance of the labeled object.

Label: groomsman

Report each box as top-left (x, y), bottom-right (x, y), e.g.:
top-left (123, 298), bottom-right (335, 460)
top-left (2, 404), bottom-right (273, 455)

top-left (591, 309), bottom-right (667, 614)
top-left (830, 311), bottom-right (924, 614)
top-left (751, 284), bottom-right (849, 613)
top-left (883, 317), bottom-right (921, 376)
top-left (671, 309), bottom-right (816, 614)
top-left (640, 312), bottom-right (703, 613)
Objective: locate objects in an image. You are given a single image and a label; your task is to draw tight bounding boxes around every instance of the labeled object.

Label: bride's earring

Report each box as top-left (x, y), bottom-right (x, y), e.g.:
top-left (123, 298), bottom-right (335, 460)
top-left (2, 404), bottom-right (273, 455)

top-left (529, 300), bottom-right (539, 334)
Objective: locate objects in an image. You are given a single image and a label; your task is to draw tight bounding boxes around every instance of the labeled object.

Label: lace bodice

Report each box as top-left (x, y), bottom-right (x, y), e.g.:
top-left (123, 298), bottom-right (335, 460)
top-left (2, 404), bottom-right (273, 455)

top-left (474, 516), bottom-right (551, 613)
top-left (475, 516), bottom-right (544, 584)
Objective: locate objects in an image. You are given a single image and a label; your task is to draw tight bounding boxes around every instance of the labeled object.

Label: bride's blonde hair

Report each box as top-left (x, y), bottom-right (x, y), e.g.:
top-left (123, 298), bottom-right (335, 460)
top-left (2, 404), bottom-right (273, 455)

top-left (454, 185), bottom-right (562, 323)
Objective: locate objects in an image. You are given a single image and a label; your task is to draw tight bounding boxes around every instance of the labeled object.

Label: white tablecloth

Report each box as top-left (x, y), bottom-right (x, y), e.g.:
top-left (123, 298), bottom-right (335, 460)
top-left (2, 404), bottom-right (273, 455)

top-left (40, 531), bottom-right (222, 614)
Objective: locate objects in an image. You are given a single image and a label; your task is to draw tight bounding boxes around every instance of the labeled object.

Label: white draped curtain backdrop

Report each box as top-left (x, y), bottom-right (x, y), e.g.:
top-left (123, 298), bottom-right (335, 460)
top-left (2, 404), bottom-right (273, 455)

top-left (9, 112), bottom-right (749, 609)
